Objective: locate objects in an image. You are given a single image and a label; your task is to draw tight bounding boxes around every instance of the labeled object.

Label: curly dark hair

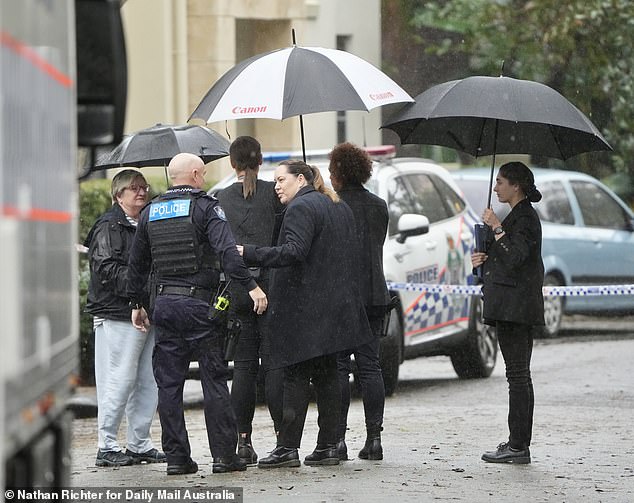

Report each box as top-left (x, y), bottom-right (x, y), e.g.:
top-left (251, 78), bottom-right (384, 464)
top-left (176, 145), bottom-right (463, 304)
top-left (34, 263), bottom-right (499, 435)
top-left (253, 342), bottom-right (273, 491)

top-left (328, 142), bottom-right (372, 186)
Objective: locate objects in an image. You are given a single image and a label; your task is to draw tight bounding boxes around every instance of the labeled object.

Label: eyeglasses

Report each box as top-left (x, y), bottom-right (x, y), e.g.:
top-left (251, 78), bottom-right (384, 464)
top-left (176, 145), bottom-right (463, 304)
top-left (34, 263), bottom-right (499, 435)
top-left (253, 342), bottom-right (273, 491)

top-left (127, 184), bottom-right (150, 193)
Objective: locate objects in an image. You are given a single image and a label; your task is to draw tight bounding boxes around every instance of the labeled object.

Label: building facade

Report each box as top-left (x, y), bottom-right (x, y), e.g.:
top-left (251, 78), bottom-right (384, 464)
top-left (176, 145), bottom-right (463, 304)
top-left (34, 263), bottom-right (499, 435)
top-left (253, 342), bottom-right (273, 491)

top-left (121, 0), bottom-right (383, 169)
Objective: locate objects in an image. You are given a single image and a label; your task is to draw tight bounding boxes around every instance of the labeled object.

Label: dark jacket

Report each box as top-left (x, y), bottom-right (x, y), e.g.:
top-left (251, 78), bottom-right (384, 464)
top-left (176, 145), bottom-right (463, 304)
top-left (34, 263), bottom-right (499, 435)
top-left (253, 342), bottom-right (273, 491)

top-left (243, 186), bottom-right (374, 369)
top-left (481, 198), bottom-right (545, 326)
top-left (127, 187), bottom-right (257, 303)
top-left (337, 184), bottom-right (390, 316)
top-left (216, 180), bottom-right (282, 247)
top-left (85, 203), bottom-right (143, 321)
top-left (216, 180), bottom-right (282, 310)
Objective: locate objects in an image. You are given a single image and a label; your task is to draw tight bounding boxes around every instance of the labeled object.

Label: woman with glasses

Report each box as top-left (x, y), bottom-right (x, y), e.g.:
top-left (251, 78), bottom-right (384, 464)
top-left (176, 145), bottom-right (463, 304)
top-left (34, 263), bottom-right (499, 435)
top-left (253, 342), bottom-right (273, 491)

top-left (85, 169), bottom-right (165, 467)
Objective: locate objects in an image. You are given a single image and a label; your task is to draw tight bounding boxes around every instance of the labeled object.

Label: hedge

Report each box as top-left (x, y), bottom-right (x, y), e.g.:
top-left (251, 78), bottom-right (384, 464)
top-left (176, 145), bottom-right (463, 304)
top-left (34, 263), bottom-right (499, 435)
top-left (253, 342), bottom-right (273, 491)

top-left (77, 173), bottom-right (214, 384)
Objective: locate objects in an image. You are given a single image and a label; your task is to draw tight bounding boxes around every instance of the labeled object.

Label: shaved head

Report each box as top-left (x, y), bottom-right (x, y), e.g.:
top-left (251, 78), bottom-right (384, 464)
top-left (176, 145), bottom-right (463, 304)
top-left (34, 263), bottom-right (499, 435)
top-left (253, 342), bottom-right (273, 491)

top-left (168, 153), bottom-right (206, 188)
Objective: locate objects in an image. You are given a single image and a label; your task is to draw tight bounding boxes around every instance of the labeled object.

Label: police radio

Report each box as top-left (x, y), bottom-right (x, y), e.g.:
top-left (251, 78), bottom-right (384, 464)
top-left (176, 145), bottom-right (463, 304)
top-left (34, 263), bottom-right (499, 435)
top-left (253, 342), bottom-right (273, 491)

top-left (209, 279), bottom-right (231, 321)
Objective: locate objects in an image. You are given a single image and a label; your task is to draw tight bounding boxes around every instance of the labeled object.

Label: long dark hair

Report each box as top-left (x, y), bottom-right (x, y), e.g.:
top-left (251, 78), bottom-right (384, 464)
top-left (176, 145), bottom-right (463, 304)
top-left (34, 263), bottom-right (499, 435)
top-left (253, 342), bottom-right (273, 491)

top-left (498, 162), bottom-right (542, 202)
top-left (229, 136), bottom-right (262, 199)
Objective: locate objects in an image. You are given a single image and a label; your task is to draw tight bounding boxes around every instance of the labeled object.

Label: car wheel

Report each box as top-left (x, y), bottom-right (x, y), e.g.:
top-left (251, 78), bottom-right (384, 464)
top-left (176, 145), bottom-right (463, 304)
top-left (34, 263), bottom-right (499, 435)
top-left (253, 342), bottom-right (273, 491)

top-left (379, 301), bottom-right (403, 396)
top-left (450, 296), bottom-right (497, 379)
top-left (542, 274), bottom-right (563, 338)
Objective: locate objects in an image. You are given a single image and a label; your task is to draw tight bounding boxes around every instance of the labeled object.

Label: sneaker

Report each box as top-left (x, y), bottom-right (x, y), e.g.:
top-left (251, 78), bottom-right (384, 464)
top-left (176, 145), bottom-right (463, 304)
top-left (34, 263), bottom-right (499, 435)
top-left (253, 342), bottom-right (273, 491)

top-left (481, 442), bottom-right (531, 464)
top-left (304, 444), bottom-right (340, 466)
top-left (95, 449), bottom-right (135, 467)
top-left (166, 459), bottom-right (199, 475)
top-left (213, 453), bottom-right (248, 473)
top-left (125, 448), bottom-right (167, 464)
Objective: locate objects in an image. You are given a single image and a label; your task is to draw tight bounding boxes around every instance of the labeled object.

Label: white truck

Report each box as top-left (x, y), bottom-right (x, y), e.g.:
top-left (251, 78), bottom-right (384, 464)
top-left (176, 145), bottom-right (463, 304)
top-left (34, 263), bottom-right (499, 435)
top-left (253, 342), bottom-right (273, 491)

top-left (1, 0), bottom-right (126, 491)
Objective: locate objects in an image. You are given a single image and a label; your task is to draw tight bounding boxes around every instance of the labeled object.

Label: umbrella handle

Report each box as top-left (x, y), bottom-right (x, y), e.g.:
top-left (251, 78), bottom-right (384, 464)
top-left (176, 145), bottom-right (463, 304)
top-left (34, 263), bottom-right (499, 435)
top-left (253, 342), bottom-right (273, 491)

top-left (299, 114), bottom-right (307, 162)
top-left (486, 119), bottom-right (499, 209)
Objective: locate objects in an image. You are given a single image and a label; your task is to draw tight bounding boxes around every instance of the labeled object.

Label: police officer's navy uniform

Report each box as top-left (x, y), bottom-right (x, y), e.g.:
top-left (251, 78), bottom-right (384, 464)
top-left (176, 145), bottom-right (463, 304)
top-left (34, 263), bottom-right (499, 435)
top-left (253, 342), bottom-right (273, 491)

top-left (127, 186), bottom-right (258, 470)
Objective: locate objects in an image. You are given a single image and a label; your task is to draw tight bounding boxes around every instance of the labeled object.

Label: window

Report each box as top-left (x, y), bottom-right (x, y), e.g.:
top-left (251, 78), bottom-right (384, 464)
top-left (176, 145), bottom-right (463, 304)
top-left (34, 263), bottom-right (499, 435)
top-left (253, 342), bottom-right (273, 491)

top-left (535, 181), bottom-right (574, 225)
top-left (433, 176), bottom-right (466, 217)
top-left (386, 173), bottom-right (452, 235)
top-left (386, 175), bottom-right (416, 236)
top-left (571, 180), bottom-right (631, 230)
top-left (405, 174), bottom-right (451, 223)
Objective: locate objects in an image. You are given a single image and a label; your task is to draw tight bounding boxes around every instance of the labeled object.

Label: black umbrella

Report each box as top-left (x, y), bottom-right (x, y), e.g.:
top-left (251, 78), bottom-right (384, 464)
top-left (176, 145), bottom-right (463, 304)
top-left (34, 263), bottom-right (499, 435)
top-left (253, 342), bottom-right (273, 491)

top-left (382, 76), bottom-right (612, 207)
top-left (93, 123), bottom-right (230, 171)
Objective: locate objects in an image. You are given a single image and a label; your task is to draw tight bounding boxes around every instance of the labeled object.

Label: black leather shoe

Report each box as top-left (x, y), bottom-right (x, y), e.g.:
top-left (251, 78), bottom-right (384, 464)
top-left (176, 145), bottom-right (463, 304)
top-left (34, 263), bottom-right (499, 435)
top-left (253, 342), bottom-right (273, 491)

top-left (257, 446), bottom-right (301, 469)
top-left (358, 437), bottom-right (383, 460)
top-left (237, 437), bottom-right (258, 466)
top-left (335, 439), bottom-right (348, 461)
top-left (95, 449), bottom-right (134, 467)
top-left (304, 445), bottom-right (340, 466)
top-left (166, 459), bottom-right (199, 475)
top-left (125, 448), bottom-right (167, 464)
top-left (213, 454), bottom-right (248, 473)
top-left (481, 442), bottom-right (531, 464)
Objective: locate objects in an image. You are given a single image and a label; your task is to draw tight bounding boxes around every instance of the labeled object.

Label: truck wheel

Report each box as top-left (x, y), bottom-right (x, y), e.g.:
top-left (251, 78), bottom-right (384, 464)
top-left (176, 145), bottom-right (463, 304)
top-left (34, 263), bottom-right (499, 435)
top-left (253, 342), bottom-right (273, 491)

top-left (542, 274), bottom-right (563, 337)
top-left (379, 303), bottom-right (403, 396)
top-left (450, 297), bottom-right (497, 379)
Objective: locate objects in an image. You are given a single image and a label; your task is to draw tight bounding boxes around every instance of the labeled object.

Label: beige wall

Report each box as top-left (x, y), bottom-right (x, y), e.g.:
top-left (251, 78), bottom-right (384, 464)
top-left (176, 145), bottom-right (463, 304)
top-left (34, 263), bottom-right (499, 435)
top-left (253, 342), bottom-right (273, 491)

top-left (121, 0), bottom-right (384, 175)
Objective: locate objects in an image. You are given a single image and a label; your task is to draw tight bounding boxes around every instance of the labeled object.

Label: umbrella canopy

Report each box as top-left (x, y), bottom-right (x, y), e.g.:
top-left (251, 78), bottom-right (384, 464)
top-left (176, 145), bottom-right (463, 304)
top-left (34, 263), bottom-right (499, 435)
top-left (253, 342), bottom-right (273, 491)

top-left (93, 123), bottom-right (230, 170)
top-left (382, 76), bottom-right (611, 160)
top-left (190, 45), bottom-right (413, 123)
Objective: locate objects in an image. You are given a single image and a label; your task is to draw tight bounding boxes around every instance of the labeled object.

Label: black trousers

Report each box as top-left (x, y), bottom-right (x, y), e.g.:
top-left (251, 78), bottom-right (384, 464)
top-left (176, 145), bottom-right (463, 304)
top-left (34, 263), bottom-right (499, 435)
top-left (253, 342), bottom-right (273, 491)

top-left (152, 295), bottom-right (237, 464)
top-left (496, 321), bottom-right (535, 449)
top-left (278, 354), bottom-right (340, 449)
top-left (337, 316), bottom-right (385, 437)
top-left (229, 287), bottom-right (283, 435)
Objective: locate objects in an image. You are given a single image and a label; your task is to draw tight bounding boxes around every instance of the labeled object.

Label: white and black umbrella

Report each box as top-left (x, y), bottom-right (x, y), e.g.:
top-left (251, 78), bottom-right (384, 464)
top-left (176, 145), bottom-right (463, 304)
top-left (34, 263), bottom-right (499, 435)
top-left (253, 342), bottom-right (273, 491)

top-left (93, 123), bottom-right (230, 171)
top-left (189, 41), bottom-right (413, 160)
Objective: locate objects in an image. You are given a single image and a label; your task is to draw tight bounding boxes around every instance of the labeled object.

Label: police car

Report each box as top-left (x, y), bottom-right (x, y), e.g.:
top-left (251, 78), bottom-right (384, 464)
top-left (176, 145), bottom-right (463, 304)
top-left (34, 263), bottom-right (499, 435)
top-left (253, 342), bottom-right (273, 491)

top-left (210, 146), bottom-right (497, 395)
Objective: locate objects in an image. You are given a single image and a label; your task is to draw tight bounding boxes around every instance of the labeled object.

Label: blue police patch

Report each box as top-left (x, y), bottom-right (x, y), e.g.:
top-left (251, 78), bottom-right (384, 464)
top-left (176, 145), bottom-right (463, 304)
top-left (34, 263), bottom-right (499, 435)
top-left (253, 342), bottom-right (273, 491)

top-left (214, 205), bottom-right (227, 221)
top-left (148, 199), bottom-right (191, 221)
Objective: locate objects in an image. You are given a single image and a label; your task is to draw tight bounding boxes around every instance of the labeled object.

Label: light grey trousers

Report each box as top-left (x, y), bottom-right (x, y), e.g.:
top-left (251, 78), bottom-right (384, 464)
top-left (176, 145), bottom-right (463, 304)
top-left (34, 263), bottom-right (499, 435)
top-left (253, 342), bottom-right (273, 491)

top-left (94, 319), bottom-right (158, 453)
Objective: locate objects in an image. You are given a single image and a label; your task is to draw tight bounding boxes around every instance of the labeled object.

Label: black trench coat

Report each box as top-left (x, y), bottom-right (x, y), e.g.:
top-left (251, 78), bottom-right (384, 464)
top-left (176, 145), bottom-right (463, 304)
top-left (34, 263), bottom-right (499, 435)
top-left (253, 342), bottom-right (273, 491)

top-left (243, 186), bottom-right (373, 369)
top-left (481, 198), bottom-right (545, 326)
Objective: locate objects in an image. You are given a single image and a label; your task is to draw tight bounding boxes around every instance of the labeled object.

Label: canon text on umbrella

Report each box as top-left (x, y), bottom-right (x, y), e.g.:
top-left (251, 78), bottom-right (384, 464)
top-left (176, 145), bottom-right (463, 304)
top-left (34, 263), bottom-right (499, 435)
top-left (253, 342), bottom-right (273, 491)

top-left (232, 105), bottom-right (267, 115)
top-left (369, 91), bottom-right (395, 101)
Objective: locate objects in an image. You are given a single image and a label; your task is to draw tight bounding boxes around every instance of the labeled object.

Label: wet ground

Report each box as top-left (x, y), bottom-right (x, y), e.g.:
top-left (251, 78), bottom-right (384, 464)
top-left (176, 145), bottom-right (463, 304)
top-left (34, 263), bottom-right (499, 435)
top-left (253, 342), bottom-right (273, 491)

top-left (69, 315), bottom-right (634, 502)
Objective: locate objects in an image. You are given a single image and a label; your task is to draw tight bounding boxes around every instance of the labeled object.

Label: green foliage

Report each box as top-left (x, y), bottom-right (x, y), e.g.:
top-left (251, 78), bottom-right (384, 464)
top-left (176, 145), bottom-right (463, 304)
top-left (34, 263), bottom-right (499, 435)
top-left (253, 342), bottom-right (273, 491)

top-left (76, 173), bottom-right (218, 383)
top-left (411, 0), bottom-right (634, 180)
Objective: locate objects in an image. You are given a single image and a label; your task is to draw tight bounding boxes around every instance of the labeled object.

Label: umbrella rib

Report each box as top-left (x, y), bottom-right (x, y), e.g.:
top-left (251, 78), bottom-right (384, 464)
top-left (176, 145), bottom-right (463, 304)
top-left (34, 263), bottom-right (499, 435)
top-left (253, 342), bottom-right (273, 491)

top-left (548, 123), bottom-right (567, 160)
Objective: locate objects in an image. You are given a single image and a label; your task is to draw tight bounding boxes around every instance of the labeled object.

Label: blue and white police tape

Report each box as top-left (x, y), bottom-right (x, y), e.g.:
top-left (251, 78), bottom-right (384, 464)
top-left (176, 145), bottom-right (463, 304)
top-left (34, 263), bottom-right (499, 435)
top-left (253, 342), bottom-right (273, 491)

top-left (385, 282), bottom-right (634, 297)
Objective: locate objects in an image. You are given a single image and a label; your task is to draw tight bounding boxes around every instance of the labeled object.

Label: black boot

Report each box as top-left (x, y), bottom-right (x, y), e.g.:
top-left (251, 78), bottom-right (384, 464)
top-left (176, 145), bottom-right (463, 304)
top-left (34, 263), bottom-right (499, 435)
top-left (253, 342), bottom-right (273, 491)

top-left (358, 427), bottom-right (383, 460)
top-left (335, 438), bottom-right (348, 461)
top-left (237, 432), bottom-right (258, 466)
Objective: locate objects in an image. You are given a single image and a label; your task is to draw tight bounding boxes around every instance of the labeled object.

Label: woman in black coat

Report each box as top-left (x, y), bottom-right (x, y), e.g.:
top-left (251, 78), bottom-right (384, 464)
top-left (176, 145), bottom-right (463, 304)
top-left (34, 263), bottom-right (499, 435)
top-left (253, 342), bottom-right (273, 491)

top-left (329, 142), bottom-right (390, 461)
top-left (241, 160), bottom-right (374, 469)
top-left (471, 161), bottom-right (544, 465)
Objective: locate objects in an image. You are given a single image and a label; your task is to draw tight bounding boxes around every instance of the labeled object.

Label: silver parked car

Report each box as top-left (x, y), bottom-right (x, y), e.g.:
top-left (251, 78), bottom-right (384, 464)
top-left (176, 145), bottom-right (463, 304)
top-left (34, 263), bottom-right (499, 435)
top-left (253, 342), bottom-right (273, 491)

top-left (452, 167), bottom-right (634, 337)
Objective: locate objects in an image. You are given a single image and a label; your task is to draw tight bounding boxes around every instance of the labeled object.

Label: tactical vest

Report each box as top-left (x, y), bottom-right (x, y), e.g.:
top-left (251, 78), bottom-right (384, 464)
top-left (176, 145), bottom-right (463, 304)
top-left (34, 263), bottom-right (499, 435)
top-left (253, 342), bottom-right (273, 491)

top-left (147, 191), bottom-right (218, 276)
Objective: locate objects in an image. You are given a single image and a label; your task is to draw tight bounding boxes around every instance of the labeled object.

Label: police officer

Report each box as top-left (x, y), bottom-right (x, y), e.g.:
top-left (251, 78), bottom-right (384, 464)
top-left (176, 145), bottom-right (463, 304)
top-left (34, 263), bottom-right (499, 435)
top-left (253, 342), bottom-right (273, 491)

top-left (127, 153), bottom-right (268, 476)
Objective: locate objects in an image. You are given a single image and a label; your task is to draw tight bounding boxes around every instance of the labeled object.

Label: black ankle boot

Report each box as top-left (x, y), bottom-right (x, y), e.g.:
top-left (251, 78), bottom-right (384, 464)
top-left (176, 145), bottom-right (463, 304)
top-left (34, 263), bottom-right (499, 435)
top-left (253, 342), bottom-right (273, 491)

top-left (335, 438), bottom-right (348, 461)
top-left (358, 427), bottom-right (383, 460)
top-left (237, 433), bottom-right (258, 465)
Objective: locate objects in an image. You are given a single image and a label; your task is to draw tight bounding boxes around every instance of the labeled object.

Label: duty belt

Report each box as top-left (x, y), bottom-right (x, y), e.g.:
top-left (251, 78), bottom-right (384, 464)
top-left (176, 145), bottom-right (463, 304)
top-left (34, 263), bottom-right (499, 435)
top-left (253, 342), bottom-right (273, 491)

top-left (157, 284), bottom-right (212, 303)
